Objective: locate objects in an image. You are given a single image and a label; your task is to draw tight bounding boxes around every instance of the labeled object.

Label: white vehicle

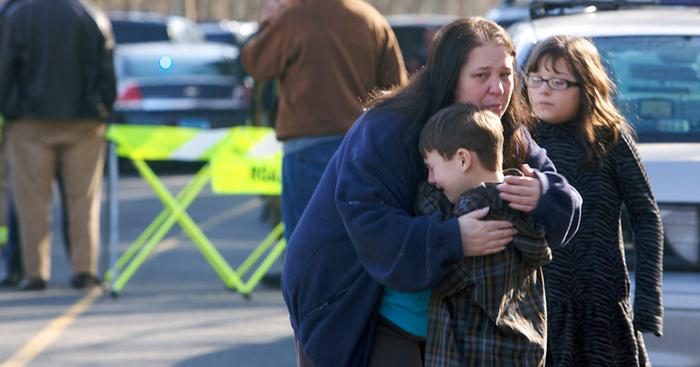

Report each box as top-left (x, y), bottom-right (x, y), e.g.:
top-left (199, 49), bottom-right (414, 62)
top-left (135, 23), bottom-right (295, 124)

top-left (508, 2), bottom-right (700, 366)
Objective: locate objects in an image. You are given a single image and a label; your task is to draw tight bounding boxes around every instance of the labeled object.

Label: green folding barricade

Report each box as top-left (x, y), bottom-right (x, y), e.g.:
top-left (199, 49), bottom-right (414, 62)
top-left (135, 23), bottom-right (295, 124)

top-left (104, 124), bottom-right (285, 297)
top-left (0, 226), bottom-right (7, 246)
top-left (0, 117), bottom-right (7, 246)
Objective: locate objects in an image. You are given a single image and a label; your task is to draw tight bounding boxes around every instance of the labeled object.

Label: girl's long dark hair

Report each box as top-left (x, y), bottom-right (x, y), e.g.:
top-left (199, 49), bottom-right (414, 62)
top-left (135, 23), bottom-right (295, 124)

top-left (367, 17), bottom-right (529, 169)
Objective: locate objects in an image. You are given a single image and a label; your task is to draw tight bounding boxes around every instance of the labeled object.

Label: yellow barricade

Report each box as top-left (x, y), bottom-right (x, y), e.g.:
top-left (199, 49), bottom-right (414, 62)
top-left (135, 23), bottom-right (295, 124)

top-left (105, 124), bottom-right (284, 297)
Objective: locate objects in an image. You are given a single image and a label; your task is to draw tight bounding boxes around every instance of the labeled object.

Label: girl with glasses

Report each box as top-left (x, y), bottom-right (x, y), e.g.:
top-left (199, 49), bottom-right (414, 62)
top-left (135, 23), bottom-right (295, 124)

top-left (525, 35), bottom-right (664, 367)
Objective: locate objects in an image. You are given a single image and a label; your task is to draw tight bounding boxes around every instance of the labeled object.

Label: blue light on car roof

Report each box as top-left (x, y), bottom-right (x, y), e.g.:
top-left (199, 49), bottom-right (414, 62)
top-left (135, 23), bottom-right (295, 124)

top-left (159, 56), bottom-right (173, 70)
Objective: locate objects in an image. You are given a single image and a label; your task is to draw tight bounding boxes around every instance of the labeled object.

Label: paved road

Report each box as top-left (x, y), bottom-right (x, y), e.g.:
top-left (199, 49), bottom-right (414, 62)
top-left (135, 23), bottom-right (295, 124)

top-left (3, 172), bottom-right (700, 367)
top-left (0, 174), bottom-right (296, 367)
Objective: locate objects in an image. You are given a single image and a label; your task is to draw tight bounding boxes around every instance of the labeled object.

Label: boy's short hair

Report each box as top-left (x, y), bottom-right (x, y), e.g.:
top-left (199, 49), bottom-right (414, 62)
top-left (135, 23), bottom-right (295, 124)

top-left (419, 103), bottom-right (504, 171)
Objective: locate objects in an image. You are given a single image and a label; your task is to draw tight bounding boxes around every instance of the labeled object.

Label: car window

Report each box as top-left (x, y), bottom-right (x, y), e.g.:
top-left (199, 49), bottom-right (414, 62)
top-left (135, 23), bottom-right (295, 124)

top-left (111, 21), bottom-right (169, 44)
top-left (392, 26), bottom-right (439, 74)
top-left (204, 33), bottom-right (237, 46)
top-left (486, 0), bottom-right (532, 28)
top-left (595, 36), bottom-right (700, 143)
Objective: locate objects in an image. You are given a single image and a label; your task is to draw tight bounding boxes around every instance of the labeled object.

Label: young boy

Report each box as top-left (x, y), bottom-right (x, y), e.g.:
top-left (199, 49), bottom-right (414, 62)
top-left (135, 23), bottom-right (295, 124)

top-left (418, 103), bottom-right (551, 366)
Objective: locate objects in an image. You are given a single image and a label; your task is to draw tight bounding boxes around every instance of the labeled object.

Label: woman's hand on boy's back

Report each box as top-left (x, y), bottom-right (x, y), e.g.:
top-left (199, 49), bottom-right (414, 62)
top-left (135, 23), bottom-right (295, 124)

top-left (458, 207), bottom-right (516, 257)
top-left (498, 164), bottom-right (542, 212)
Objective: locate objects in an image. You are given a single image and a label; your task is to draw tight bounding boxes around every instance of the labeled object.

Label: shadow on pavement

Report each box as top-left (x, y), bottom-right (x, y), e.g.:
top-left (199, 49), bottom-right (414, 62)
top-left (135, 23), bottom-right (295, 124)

top-left (174, 336), bottom-right (296, 367)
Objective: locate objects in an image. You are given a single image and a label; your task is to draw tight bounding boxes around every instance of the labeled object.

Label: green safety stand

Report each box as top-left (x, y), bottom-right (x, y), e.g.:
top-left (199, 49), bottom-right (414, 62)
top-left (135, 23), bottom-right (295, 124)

top-left (0, 225), bottom-right (7, 247)
top-left (104, 125), bottom-right (286, 298)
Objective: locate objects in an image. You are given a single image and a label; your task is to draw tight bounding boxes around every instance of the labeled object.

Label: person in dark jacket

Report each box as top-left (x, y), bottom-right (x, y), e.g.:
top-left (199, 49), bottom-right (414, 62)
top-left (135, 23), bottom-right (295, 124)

top-left (282, 17), bottom-right (582, 366)
top-left (0, 1), bottom-right (74, 283)
top-left (526, 35), bottom-right (663, 367)
top-left (0, 0), bottom-right (116, 291)
top-left (0, 0), bottom-right (21, 287)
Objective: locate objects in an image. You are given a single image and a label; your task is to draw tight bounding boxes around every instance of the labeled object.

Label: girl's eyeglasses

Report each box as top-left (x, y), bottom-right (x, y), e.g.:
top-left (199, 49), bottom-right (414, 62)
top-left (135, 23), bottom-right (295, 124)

top-left (526, 75), bottom-right (580, 90)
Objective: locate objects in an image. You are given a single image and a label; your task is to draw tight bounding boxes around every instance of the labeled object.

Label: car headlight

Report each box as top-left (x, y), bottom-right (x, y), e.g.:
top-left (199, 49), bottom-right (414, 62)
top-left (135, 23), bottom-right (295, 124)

top-left (660, 204), bottom-right (699, 265)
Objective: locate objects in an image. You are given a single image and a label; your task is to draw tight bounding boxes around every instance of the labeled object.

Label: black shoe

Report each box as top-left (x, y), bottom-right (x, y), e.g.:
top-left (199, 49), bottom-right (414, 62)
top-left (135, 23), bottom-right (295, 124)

top-left (71, 273), bottom-right (100, 289)
top-left (20, 278), bottom-right (47, 291)
top-left (261, 271), bottom-right (282, 289)
top-left (0, 273), bottom-right (22, 287)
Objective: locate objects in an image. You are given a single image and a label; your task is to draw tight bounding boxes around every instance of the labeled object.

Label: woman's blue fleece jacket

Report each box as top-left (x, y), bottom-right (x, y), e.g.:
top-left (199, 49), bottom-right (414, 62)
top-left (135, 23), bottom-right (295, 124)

top-left (281, 108), bottom-right (582, 366)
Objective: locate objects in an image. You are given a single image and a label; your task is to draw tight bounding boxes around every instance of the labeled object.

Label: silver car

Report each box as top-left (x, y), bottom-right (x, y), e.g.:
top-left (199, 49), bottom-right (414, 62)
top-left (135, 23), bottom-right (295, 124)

top-left (113, 42), bottom-right (251, 129)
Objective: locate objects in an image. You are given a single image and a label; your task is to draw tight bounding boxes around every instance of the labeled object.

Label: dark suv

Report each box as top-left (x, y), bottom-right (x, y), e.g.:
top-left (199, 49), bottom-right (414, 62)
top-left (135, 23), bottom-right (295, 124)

top-left (486, 0), bottom-right (531, 28)
top-left (108, 11), bottom-right (204, 44)
top-left (508, 2), bottom-right (700, 365)
top-left (387, 14), bottom-right (456, 74)
top-left (198, 20), bottom-right (259, 48)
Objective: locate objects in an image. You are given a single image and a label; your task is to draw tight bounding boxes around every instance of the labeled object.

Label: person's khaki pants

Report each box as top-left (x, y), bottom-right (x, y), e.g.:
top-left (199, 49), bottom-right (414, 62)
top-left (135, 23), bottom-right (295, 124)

top-left (7, 119), bottom-right (106, 280)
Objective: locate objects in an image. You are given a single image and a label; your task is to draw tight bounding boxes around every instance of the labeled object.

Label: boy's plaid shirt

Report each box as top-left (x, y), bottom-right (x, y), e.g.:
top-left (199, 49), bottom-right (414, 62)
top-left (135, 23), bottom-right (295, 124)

top-left (418, 174), bottom-right (551, 367)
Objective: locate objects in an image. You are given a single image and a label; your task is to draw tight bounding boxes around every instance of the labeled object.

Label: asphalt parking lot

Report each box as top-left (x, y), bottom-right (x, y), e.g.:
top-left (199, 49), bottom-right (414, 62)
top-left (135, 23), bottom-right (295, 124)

top-left (0, 174), bottom-right (295, 367)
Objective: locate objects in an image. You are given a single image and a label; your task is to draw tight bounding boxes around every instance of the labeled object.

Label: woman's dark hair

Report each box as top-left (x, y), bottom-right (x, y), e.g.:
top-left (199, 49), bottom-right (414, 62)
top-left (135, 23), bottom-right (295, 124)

top-left (368, 17), bottom-right (529, 168)
top-left (524, 35), bottom-right (631, 169)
